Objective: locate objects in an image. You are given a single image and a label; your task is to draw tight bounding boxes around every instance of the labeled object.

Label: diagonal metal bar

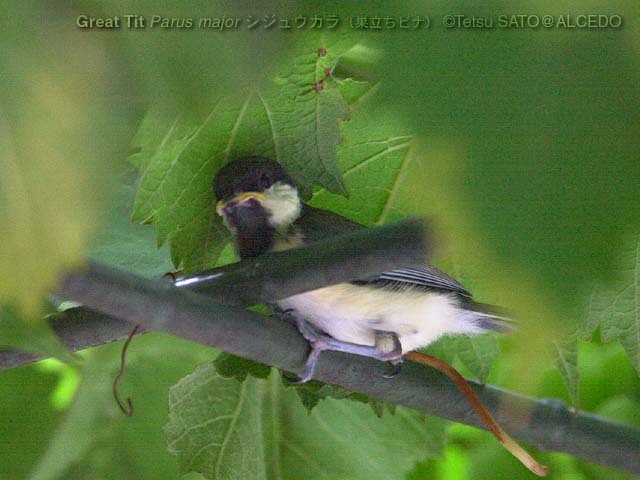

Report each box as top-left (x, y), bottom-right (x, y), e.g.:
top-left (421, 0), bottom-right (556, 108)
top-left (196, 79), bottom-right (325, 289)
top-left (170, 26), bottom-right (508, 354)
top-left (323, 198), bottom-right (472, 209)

top-left (172, 218), bottom-right (429, 304)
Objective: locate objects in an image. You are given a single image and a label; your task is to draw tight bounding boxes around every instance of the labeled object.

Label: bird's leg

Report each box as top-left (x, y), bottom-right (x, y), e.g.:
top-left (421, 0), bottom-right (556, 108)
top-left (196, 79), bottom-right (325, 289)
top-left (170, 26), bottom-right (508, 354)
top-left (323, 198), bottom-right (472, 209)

top-left (278, 310), bottom-right (403, 383)
top-left (375, 330), bottom-right (404, 378)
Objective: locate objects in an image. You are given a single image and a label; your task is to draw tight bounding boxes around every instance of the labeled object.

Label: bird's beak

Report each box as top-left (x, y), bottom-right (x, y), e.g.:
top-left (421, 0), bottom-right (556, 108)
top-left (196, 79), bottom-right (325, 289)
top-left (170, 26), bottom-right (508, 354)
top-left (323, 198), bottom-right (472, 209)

top-left (216, 192), bottom-right (266, 216)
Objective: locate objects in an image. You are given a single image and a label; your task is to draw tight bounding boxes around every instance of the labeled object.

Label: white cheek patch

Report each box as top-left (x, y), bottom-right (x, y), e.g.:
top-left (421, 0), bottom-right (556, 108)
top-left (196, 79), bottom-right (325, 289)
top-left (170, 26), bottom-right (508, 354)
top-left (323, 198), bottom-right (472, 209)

top-left (263, 182), bottom-right (302, 229)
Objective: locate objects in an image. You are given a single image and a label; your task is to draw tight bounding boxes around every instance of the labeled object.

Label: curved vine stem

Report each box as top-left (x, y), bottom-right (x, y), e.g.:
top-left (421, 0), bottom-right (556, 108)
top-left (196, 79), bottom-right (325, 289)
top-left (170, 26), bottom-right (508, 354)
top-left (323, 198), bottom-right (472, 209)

top-left (406, 351), bottom-right (548, 476)
top-left (112, 324), bottom-right (141, 417)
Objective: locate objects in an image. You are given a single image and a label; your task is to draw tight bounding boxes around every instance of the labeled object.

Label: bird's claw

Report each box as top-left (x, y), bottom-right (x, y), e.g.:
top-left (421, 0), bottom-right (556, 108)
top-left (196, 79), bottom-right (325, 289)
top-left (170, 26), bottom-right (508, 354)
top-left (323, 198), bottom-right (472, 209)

top-left (283, 373), bottom-right (308, 384)
top-left (383, 359), bottom-right (403, 378)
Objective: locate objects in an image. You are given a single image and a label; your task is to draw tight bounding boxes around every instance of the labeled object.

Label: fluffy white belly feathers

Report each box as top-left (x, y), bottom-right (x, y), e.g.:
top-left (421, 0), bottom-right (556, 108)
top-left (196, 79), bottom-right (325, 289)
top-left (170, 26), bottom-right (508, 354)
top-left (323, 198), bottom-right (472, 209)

top-left (277, 283), bottom-right (485, 353)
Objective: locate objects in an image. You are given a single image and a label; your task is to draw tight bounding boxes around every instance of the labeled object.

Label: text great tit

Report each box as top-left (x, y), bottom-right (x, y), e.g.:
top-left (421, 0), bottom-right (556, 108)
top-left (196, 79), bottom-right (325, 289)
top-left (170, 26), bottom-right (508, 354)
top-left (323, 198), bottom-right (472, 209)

top-left (212, 156), bottom-right (512, 382)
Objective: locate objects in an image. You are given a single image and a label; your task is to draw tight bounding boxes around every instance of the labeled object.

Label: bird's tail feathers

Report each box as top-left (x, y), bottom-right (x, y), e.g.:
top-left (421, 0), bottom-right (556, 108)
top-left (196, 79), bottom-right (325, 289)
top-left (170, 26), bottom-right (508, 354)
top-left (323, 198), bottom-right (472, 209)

top-left (462, 300), bottom-right (516, 333)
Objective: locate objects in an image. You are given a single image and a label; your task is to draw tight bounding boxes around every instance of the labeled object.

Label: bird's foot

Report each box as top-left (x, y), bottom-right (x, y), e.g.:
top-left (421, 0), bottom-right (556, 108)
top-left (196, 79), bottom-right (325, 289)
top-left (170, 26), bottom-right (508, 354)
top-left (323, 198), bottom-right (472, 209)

top-left (280, 311), bottom-right (404, 383)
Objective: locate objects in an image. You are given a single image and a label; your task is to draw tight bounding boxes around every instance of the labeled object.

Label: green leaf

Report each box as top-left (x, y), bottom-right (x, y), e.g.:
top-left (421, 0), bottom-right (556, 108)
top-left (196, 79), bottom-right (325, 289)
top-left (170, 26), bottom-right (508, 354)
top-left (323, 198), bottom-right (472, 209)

top-left (131, 34), bottom-right (364, 271)
top-left (293, 381), bottom-right (326, 412)
top-left (290, 380), bottom-right (387, 417)
top-left (89, 170), bottom-right (173, 278)
top-left (335, 78), bottom-right (374, 106)
top-left (263, 378), bottom-right (446, 480)
top-left (214, 352), bottom-right (271, 382)
top-left (166, 367), bottom-right (446, 480)
top-left (586, 233), bottom-right (640, 374)
top-left (551, 335), bottom-right (580, 406)
top-left (309, 86), bottom-right (414, 226)
top-left (28, 345), bottom-right (121, 480)
top-left (166, 362), bottom-right (267, 480)
top-left (131, 102), bottom-right (239, 272)
top-left (451, 335), bottom-right (500, 385)
top-left (424, 335), bottom-right (499, 386)
top-left (257, 34), bottom-right (358, 197)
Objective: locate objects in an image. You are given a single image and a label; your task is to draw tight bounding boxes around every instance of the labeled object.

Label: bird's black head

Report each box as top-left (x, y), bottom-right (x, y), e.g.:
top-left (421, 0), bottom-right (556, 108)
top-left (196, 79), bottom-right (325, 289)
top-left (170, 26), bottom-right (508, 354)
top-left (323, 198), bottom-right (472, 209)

top-left (213, 157), bottom-right (294, 202)
top-left (213, 157), bottom-right (302, 258)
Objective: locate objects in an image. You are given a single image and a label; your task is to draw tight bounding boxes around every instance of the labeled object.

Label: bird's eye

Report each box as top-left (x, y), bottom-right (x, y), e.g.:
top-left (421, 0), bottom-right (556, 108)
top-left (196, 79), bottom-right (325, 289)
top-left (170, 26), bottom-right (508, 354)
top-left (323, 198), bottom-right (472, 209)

top-left (260, 173), bottom-right (271, 190)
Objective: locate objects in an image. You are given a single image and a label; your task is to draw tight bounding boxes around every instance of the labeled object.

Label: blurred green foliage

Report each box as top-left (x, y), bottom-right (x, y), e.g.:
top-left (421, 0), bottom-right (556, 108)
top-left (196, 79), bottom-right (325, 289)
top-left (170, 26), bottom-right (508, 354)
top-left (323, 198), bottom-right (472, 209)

top-left (0, 0), bottom-right (639, 479)
top-left (0, 1), bottom-right (131, 317)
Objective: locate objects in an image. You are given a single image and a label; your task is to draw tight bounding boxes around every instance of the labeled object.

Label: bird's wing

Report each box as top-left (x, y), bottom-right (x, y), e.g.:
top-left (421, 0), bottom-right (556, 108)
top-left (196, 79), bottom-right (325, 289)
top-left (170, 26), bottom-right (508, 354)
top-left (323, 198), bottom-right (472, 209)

top-left (297, 205), bottom-right (471, 296)
top-left (295, 204), bottom-right (365, 241)
top-left (353, 265), bottom-right (471, 296)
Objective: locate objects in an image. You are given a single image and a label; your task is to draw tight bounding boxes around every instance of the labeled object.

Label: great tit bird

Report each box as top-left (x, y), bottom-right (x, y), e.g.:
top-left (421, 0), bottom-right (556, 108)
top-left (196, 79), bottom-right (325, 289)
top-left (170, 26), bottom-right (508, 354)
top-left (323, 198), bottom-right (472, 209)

top-left (212, 156), bottom-right (512, 382)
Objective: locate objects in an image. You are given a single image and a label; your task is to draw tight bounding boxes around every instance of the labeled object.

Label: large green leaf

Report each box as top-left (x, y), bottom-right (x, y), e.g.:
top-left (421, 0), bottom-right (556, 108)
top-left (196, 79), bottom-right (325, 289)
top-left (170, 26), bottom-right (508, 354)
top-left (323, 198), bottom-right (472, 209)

top-left (166, 362), bottom-right (267, 480)
top-left (586, 233), bottom-right (640, 374)
top-left (309, 83), bottom-right (413, 225)
top-left (89, 170), bottom-right (173, 278)
top-left (131, 34), bottom-right (362, 272)
top-left (166, 364), bottom-right (446, 480)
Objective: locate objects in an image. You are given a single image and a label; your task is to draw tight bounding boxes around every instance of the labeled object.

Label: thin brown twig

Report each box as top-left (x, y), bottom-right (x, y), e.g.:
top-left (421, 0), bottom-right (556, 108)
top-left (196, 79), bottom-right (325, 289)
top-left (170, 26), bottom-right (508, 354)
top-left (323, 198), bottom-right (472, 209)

top-left (405, 351), bottom-right (548, 477)
top-left (113, 324), bottom-right (141, 417)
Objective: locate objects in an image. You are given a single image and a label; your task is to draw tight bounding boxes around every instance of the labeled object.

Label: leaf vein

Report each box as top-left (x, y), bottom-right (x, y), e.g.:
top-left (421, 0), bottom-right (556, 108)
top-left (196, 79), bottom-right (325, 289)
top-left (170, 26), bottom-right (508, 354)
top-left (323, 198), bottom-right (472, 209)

top-left (140, 101), bottom-right (221, 214)
top-left (377, 141), bottom-right (414, 223)
top-left (342, 142), bottom-right (411, 178)
top-left (214, 379), bottom-right (248, 478)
